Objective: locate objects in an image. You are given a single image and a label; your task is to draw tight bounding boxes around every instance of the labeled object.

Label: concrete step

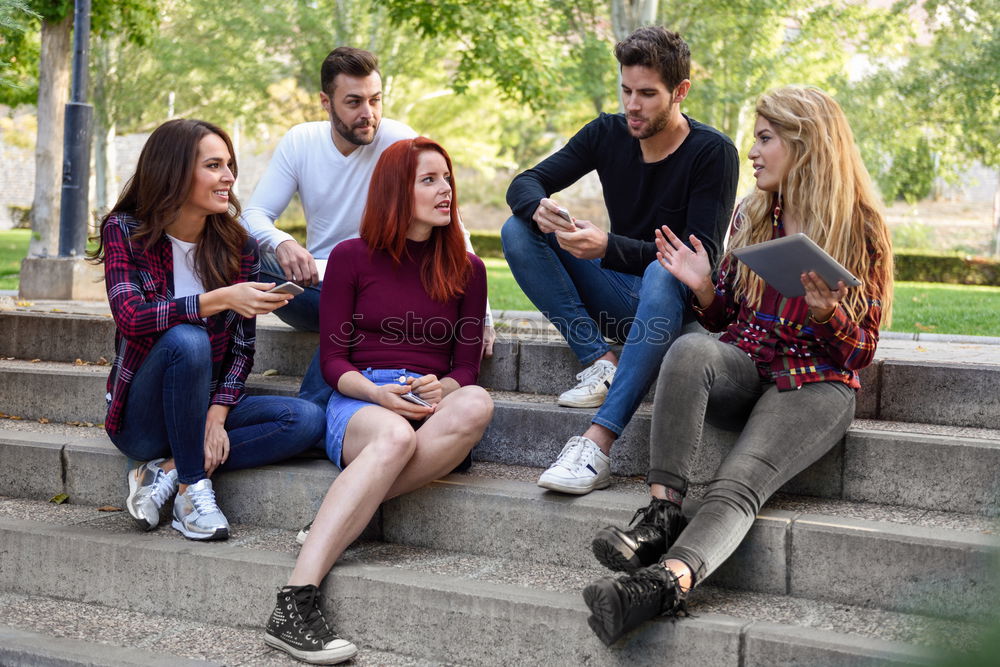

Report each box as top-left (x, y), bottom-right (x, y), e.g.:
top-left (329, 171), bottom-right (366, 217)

top-left (3, 309), bottom-right (1000, 428)
top-left (0, 592), bottom-right (436, 666)
top-left (0, 623), bottom-right (216, 666)
top-left (1, 427), bottom-right (997, 621)
top-left (3, 362), bottom-right (999, 514)
top-left (0, 497), bottom-right (984, 666)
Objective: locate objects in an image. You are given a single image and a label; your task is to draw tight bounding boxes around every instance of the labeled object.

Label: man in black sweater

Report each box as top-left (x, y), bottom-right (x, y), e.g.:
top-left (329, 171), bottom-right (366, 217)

top-left (502, 27), bottom-right (738, 495)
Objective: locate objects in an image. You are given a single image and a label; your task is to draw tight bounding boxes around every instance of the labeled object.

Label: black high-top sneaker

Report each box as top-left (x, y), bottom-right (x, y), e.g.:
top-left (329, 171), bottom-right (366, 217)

top-left (582, 562), bottom-right (687, 646)
top-left (264, 585), bottom-right (358, 664)
top-left (591, 496), bottom-right (686, 572)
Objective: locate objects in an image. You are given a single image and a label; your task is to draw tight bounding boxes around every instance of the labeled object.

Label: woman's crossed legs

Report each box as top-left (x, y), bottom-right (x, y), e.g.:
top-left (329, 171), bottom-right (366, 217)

top-left (289, 384), bottom-right (494, 586)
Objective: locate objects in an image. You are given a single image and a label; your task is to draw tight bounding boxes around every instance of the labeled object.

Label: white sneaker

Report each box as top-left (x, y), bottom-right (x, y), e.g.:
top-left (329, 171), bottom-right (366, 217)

top-left (125, 458), bottom-right (178, 531)
top-left (537, 436), bottom-right (611, 495)
top-left (296, 521), bottom-right (312, 546)
top-left (558, 360), bottom-right (616, 408)
top-left (171, 479), bottom-right (230, 541)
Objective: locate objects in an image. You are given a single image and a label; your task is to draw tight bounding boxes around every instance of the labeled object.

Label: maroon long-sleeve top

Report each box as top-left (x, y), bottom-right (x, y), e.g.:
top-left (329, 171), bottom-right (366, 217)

top-left (319, 237), bottom-right (487, 390)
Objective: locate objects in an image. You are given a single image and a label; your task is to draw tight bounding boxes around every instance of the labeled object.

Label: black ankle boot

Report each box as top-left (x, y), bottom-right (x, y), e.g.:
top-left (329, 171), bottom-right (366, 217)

top-left (264, 584), bottom-right (358, 664)
top-left (582, 562), bottom-right (687, 646)
top-left (591, 497), bottom-right (686, 572)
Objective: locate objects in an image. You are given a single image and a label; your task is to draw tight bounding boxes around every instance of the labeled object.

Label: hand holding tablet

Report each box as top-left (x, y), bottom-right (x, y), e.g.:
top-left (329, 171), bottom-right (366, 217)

top-left (731, 233), bottom-right (860, 298)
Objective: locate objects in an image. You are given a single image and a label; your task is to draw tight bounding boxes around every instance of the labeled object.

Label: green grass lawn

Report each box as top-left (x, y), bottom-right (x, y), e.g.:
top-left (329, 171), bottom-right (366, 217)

top-left (0, 229), bottom-right (30, 291)
top-left (891, 282), bottom-right (1000, 337)
top-left (2, 235), bottom-right (997, 337)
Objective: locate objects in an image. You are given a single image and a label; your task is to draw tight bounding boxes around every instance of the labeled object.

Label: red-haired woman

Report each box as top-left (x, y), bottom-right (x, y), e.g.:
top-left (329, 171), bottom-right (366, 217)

top-left (264, 137), bottom-right (492, 664)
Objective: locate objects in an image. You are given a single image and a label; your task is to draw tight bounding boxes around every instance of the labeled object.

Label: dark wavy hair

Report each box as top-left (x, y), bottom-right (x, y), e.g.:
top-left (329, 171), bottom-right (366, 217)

top-left (614, 26), bottom-right (690, 91)
top-left (360, 137), bottom-right (470, 302)
top-left (88, 118), bottom-right (248, 291)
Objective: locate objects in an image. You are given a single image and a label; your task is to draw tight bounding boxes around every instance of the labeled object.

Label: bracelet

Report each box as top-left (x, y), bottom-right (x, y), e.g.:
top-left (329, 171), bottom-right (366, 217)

top-left (809, 307), bottom-right (837, 325)
top-left (690, 290), bottom-right (716, 314)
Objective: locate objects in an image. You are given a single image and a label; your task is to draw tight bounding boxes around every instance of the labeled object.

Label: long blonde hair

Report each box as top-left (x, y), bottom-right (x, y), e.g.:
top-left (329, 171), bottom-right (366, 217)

top-left (730, 87), bottom-right (893, 325)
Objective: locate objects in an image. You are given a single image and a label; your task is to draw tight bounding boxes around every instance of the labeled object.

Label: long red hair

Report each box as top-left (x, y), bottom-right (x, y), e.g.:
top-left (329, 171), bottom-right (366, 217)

top-left (360, 137), bottom-right (471, 302)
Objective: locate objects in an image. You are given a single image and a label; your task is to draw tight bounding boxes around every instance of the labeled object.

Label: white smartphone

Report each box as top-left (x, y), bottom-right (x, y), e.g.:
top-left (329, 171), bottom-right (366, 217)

top-left (401, 392), bottom-right (432, 408)
top-left (267, 281), bottom-right (304, 296)
top-left (554, 206), bottom-right (585, 230)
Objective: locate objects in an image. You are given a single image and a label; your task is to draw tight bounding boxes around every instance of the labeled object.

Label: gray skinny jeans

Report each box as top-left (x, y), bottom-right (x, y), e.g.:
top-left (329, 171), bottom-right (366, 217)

top-left (649, 333), bottom-right (855, 585)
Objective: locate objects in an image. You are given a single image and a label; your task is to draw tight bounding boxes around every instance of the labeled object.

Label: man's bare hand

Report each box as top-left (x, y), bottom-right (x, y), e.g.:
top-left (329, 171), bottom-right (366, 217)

top-left (482, 324), bottom-right (495, 358)
top-left (275, 239), bottom-right (319, 286)
top-left (532, 198), bottom-right (577, 235)
top-left (554, 219), bottom-right (608, 259)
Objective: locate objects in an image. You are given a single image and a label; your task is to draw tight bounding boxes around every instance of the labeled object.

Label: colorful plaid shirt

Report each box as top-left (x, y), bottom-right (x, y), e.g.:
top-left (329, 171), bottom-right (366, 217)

top-left (695, 208), bottom-right (884, 391)
top-left (102, 213), bottom-right (258, 434)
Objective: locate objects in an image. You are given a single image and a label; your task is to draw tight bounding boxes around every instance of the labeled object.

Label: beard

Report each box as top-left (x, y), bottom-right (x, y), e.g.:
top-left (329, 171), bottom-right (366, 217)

top-left (627, 106), bottom-right (671, 140)
top-left (331, 109), bottom-right (378, 146)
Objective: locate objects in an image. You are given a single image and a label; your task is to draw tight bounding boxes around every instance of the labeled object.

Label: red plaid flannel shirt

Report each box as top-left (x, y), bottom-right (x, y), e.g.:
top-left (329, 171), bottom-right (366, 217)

top-left (695, 209), bottom-right (884, 391)
top-left (102, 213), bottom-right (258, 433)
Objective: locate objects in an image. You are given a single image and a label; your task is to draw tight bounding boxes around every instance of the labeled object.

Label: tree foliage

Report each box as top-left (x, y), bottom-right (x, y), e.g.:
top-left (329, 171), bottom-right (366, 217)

top-left (0, 0), bottom-right (39, 99)
top-left (898, 0), bottom-right (998, 169)
top-left (4, 0), bottom-right (996, 210)
top-left (838, 0), bottom-right (998, 201)
top-left (380, 0), bottom-right (616, 115)
top-left (0, 0), bottom-right (157, 105)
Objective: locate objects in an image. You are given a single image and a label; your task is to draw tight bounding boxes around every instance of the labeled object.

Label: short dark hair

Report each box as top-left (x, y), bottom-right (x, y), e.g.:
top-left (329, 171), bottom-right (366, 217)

top-left (614, 27), bottom-right (690, 91)
top-left (320, 47), bottom-right (380, 95)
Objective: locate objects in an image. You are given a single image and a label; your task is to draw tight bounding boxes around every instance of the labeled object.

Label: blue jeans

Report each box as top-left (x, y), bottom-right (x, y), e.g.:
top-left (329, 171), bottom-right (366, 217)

top-left (259, 249), bottom-right (331, 407)
top-left (501, 215), bottom-right (692, 435)
top-left (108, 324), bottom-right (325, 484)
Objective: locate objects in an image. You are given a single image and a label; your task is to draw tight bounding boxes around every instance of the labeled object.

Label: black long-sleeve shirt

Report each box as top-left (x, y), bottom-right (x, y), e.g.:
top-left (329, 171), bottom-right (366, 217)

top-left (506, 113), bottom-right (739, 275)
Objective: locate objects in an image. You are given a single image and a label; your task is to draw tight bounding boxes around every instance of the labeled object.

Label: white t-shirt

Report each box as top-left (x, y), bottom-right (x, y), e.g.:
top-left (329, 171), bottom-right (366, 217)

top-left (241, 118), bottom-right (417, 261)
top-left (166, 234), bottom-right (204, 297)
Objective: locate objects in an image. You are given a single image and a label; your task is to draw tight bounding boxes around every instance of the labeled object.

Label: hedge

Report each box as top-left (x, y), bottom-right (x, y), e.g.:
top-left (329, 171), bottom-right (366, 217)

top-left (276, 226), bottom-right (1000, 286)
top-left (892, 250), bottom-right (1000, 286)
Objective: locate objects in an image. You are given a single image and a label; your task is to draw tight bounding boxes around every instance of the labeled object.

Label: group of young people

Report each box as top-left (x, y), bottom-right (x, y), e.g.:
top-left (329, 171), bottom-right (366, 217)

top-left (89, 25), bottom-right (893, 665)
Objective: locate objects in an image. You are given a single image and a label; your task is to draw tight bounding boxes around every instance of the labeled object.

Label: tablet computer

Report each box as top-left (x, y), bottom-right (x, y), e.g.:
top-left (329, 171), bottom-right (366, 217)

top-left (731, 233), bottom-right (861, 298)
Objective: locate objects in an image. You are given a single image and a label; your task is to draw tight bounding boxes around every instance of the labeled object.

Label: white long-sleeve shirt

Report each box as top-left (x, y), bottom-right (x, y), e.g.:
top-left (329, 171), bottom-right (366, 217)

top-left (242, 118), bottom-right (417, 261)
top-left (241, 118), bottom-right (492, 325)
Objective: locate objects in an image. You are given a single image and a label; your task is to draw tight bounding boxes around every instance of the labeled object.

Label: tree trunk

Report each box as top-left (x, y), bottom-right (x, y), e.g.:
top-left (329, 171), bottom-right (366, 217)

top-left (28, 14), bottom-right (72, 258)
top-left (610, 0), bottom-right (661, 112)
top-left (993, 169), bottom-right (999, 257)
top-left (610, 0), bottom-right (660, 41)
top-left (93, 37), bottom-right (117, 217)
top-left (94, 121), bottom-right (116, 217)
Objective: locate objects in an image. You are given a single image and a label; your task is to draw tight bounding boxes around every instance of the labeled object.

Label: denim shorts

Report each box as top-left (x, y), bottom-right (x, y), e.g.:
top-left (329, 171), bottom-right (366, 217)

top-left (324, 368), bottom-right (421, 468)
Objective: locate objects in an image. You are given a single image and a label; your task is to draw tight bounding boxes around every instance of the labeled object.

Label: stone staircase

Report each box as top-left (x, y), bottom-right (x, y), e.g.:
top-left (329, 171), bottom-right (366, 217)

top-left (0, 305), bottom-right (998, 665)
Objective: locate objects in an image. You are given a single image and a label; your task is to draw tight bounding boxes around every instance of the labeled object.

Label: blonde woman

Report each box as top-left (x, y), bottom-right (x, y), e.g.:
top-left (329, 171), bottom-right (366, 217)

top-left (582, 87), bottom-right (894, 644)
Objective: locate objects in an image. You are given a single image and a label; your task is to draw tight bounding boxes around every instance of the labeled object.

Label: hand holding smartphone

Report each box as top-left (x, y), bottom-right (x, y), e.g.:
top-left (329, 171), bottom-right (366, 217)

top-left (400, 391), bottom-right (432, 408)
top-left (553, 205), bottom-right (585, 230)
top-left (267, 281), bottom-right (305, 296)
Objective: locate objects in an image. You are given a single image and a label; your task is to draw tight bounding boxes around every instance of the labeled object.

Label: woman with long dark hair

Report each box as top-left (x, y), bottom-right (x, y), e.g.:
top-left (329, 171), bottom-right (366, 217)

top-left (90, 118), bottom-right (324, 541)
top-left (582, 87), bottom-right (894, 644)
top-left (263, 137), bottom-right (492, 664)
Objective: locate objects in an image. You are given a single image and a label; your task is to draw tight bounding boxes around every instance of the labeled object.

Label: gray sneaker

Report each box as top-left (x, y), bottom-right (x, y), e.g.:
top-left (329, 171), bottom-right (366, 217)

top-left (125, 458), bottom-right (178, 531)
top-left (171, 479), bottom-right (229, 541)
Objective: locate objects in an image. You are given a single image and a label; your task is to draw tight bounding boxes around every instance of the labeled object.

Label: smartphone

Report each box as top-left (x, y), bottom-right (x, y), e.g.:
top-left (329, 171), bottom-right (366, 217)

top-left (401, 392), bottom-right (432, 408)
top-left (267, 281), bottom-right (304, 296)
top-left (554, 206), bottom-right (585, 230)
